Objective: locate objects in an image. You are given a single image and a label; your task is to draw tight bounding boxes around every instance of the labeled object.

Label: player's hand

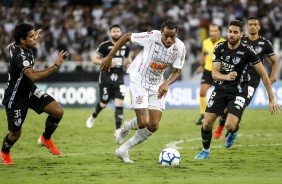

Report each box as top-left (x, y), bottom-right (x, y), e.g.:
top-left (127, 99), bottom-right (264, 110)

top-left (158, 81), bottom-right (169, 99)
top-left (55, 50), bottom-right (69, 68)
top-left (268, 99), bottom-right (281, 115)
top-left (101, 56), bottom-right (112, 72)
top-left (227, 71), bottom-right (237, 81)
top-left (269, 74), bottom-right (277, 84)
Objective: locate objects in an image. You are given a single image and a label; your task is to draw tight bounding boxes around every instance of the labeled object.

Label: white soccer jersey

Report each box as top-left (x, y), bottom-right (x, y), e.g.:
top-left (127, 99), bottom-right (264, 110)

top-left (127, 30), bottom-right (186, 87)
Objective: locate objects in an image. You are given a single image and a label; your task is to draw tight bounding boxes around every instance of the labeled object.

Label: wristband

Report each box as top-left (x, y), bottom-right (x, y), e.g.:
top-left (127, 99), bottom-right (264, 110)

top-left (54, 64), bottom-right (60, 69)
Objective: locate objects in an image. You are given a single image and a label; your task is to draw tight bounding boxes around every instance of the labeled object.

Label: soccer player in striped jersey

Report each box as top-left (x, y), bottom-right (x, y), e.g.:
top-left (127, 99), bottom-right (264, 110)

top-left (101, 20), bottom-right (186, 163)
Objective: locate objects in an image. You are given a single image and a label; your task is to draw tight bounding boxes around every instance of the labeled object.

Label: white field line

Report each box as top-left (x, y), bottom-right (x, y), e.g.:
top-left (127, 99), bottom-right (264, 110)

top-left (12, 134), bottom-right (281, 159)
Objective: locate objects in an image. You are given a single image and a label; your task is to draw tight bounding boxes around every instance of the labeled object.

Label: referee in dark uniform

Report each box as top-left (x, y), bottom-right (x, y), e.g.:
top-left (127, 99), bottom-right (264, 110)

top-left (1, 23), bottom-right (68, 165)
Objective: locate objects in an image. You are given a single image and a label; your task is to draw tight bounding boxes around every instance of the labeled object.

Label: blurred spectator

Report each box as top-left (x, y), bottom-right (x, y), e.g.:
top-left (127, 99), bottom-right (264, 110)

top-left (0, 0), bottom-right (281, 79)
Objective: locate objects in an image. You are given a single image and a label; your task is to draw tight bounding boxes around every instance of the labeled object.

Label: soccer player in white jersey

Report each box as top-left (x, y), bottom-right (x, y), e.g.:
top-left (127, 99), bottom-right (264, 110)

top-left (101, 20), bottom-right (186, 163)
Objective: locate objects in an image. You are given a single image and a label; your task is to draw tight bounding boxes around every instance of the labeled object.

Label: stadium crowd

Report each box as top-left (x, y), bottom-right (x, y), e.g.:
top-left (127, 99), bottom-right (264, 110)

top-left (0, 0), bottom-right (281, 78)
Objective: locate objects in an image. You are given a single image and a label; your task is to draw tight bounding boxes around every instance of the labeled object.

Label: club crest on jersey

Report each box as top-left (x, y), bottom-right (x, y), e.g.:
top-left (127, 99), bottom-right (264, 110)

top-left (135, 95), bottom-right (143, 104)
top-left (14, 118), bottom-right (22, 126)
top-left (232, 56), bottom-right (241, 64)
top-left (168, 52), bottom-right (178, 61)
top-left (103, 94), bottom-right (109, 101)
top-left (255, 46), bottom-right (262, 54)
top-left (207, 99), bottom-right (214, 108)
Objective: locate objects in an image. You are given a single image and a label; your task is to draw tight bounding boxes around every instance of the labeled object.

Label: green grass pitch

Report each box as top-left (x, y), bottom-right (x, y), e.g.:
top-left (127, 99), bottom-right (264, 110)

top-left (0, 108), bottom-right (281, 184)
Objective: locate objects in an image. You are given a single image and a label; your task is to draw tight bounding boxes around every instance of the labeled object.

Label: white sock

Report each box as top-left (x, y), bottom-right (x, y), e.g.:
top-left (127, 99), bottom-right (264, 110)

top-left (121, 117), bottom-right (138, 132)
top-left (203, 148), bottom-right (210, 152)
top-left (119, 127), bottom-right (153, 151)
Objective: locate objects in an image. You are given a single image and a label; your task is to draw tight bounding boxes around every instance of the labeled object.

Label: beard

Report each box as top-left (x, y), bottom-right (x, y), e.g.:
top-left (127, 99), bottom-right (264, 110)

top-left (111, 36), bottom-right (121, 42)
top-left (228, 37), bottom-right (240, 46)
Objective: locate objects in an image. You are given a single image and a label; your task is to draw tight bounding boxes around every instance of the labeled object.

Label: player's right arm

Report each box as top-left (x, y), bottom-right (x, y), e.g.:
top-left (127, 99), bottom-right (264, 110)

top-left (24, 50), bottom-right (68, 82)
top-left (101, 33), bottom-right (132, 72)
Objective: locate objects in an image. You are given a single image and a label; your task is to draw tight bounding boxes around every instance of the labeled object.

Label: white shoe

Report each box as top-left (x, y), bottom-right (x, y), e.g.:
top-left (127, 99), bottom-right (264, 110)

top-left (86, 115), bottom-right (95, 128)
top-left (115, 148), bottom-right (134, 163)
top-left (115, 128), bottom-right (130, 145)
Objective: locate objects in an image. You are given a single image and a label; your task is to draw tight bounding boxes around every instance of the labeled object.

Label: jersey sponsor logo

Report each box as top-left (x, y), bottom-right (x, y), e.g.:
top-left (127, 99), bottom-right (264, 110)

top-left (110, 73), bottom-right (118, 81)
top-left (149, 61), bottom-right (167, 70)
top-left (136, 95), bottom-right (143, 104)
top-left (23, 60), bottom-right (30, 67)
top-left (134, 35), bottom-right (149, 39)
top-left (232, 56), bottom-right (241, 64)
top-left (234, 96), bottom-right (245, 109)
top-left (258, 42), bottom-right (264, 45)
top-left (236, 51), bottom-right (244, 55)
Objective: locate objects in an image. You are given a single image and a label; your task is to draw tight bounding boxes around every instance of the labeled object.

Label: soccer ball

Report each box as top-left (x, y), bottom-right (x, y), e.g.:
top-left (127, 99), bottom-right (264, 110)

top-left (159, 148), bottom-right (181, 166)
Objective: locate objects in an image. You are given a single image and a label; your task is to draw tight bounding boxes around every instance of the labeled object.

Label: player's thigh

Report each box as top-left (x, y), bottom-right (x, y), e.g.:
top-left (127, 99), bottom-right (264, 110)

top-left (6, 105), bottom-right (28, 132)
top-left (205, 91), bottom-right (227, 115)
top-left (43, 101), bottom-right (64, 118)
top-left (99, 83), bottom-right (112, 104)
top-left (226, 94), bottom-right (246, 120)
top-left (29, 87), bottom-right (55, 114)
top-left (148, 86), bottom-right (165, 111)
top-left (130, 81), bottom-right (149, 109)
top-left (113, 83), bottom-right (125, 106)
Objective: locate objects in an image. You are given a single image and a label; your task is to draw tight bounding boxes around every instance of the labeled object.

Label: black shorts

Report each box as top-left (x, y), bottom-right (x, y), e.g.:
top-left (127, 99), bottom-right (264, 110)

top-left (201, 69), bottom-right (213, 85)
top-left (245, 81), bottom-right (259, 107)
top-left (205, 89), bottom-right (247, 119)
top-left (6, 87), bottom-right (54, 132)
top-left (99, 83), bottom-right (125, 103)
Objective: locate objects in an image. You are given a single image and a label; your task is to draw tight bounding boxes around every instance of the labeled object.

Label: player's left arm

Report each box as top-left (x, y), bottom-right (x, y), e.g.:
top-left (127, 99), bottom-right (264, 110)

top-left (253, 62), bottom-right (281, 114)
top-left (268, 55), bottom-right (279, 84)
top-left (158, 68), bottom-right (181, 99)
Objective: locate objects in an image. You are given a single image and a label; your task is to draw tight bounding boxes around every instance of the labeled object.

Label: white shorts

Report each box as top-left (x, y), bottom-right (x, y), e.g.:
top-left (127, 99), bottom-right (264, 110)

top-left (129, 81), bottom-right (165, 111)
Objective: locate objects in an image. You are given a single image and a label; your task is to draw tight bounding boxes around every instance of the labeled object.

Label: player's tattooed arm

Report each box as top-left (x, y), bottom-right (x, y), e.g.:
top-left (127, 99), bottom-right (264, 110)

top-left (166, 68), bottom-right (181, 85)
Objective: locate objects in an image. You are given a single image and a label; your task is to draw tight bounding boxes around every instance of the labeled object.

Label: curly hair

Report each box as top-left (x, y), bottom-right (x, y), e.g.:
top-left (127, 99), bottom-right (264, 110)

top-left (13, 23), bottom-right (33, 44)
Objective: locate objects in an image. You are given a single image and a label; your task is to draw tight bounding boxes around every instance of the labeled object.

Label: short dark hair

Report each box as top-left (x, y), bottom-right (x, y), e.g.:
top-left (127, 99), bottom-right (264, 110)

top-left (228, 20), bottom-right (244, 32)
top-left (109, 24), bottom-right (121, 31)
top-left (13, 23), bottom-right (33, 44)
top-left (161, 20), bottom-right (178, 32)
top-left (248, 17), bottom-right (260, 24)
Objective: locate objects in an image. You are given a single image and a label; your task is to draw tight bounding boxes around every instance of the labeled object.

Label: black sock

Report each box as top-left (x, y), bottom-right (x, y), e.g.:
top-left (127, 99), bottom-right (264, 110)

top-left (92, 103), bottom-right (104, 118)
top-left (115, 107), bottom-right (123, 129)
top-left (219, 113), bottom-right (227, 126)
top-left (1, 134), bottom-right (15, 153)
top-left (201, 127), bottom-right (212, 149)
top-left (43, 116), bottom-right (61, 140)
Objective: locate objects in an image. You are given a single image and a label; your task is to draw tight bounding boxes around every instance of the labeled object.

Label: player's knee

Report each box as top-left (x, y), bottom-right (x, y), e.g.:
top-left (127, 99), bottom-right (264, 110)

top-left (53, 107), bottom-right (64, 118)
top-left (146, 123), bottom-right (159, 133)
top-left (225, 123), bottom-right (237, 132)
